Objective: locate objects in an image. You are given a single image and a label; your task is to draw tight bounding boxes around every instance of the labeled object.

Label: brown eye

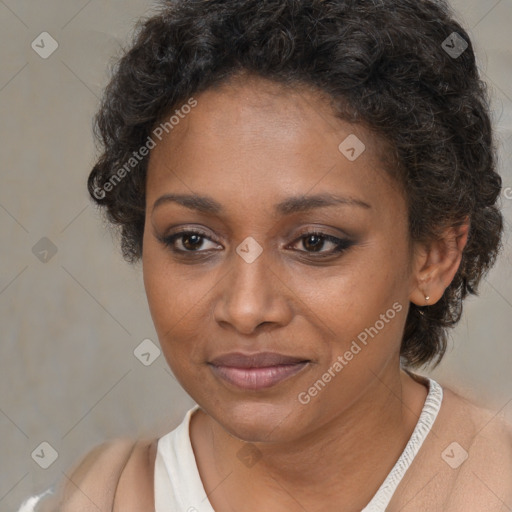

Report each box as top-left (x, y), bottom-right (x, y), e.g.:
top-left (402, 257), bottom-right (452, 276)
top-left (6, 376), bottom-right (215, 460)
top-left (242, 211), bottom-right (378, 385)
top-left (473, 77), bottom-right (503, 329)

top-left (159, 230), bottom-right (221, 253)
top-left (180, 233), bottom-right (205, 251)
top-left (302, 234), bottom-right (328, 252)
top-left (290, 232), bottom-right (353, 255)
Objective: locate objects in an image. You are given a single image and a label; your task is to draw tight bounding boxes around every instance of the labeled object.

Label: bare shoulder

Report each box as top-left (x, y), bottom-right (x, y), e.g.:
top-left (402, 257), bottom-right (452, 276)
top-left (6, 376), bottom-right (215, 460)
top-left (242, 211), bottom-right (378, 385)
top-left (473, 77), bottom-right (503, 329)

top-left (55, 438), bottom-right (137, 512)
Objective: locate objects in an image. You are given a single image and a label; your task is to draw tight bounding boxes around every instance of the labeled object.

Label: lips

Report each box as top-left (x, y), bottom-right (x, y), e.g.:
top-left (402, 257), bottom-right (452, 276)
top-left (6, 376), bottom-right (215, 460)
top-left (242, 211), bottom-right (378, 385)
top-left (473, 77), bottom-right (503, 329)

top-left (208, 352), bottom-right (310, 390)
top-left (209, 351), bottom-right (309, 368)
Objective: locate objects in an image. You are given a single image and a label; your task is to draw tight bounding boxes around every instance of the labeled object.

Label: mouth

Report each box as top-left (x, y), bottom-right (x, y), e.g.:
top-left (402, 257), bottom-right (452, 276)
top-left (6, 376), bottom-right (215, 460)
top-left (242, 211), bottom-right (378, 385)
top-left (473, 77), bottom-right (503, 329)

top-left (208, 352), bottom-right (311, 391)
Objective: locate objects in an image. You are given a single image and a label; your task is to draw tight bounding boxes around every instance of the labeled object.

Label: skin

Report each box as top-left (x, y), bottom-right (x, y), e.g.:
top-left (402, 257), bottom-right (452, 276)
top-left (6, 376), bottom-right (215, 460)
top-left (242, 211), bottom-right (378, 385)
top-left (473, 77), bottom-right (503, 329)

top-left (142, 75), bottom-right (470, 511)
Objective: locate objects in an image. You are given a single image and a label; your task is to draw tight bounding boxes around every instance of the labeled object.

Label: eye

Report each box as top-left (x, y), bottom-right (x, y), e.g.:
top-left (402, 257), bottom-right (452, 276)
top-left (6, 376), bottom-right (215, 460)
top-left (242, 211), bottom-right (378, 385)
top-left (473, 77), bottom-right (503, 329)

top-left (157, 228), bottom-right (354, 258)
top-left (158, 229), bottom-right (221, 253)
top-left (288, 231), bottom-right (353, 255)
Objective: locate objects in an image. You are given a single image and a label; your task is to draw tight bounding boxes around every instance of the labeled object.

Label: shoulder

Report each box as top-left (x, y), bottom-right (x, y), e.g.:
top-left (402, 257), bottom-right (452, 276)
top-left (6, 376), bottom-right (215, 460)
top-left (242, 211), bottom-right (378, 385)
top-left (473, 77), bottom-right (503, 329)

top-left (54, 437), bottom-right (157, 512)
top-left (392, 382), bottom-right (512, 511)
top-left (56, 438), bottom-right (136, 511)
top-left (440, 385), bottom-right (512, 452)
top-left (440, 387), bottom-right (512, 509)
top-left (418, 384), bottom-right (512, 510)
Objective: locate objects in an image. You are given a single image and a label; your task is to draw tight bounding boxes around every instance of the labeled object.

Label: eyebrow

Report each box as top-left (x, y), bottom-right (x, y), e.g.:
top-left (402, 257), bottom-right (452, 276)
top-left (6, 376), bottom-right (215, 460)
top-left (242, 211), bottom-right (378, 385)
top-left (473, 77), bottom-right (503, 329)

top-left (152, 192), bottom-right (371, 215)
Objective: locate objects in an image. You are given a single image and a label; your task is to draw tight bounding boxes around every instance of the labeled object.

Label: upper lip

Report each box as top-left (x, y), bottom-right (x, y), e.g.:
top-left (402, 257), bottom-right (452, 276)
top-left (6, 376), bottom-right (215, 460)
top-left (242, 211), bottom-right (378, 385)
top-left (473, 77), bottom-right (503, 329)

top-left (209, 352), bottom-right (310, 368)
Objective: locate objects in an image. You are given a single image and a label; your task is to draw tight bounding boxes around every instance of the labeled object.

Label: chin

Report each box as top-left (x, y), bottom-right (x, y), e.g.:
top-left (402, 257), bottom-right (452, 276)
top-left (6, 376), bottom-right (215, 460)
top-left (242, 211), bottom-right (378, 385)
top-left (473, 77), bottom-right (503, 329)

top-left (208, 399), bottom-right (306, 443)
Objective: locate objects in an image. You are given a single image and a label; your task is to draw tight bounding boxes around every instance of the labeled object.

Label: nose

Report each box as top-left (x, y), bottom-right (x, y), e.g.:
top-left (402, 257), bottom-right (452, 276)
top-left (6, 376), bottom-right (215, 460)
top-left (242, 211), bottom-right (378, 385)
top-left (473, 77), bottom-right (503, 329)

top-left (213, 246), bottom-right (293, 335)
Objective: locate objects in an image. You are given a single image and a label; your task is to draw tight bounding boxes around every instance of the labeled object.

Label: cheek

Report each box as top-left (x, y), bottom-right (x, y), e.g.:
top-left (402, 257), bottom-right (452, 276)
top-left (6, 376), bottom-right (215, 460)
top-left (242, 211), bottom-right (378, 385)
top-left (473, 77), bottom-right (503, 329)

top-left (142, 235), bottom-right (185, 338)
top-left (142, 236), bottom-right (219, 362)
top-left (312, 252), bottom-right (409, 379)
top-left (286, 244), bottom-right (407, 333)
top-left (292, 260), bottom-right (409, 414)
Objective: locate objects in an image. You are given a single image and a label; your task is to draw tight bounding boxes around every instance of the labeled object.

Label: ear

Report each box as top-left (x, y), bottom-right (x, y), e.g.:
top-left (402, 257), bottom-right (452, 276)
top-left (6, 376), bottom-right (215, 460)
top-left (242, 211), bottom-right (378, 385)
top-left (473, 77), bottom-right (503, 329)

top-left (409, 217), bottom-right (470, 307)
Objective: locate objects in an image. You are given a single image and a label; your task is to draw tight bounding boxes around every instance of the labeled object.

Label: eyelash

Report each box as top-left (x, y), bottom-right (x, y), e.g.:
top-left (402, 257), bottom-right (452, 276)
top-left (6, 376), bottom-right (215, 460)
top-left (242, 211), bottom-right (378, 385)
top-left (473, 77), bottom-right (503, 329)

top-left (158, 228), bottom-right (354, 258)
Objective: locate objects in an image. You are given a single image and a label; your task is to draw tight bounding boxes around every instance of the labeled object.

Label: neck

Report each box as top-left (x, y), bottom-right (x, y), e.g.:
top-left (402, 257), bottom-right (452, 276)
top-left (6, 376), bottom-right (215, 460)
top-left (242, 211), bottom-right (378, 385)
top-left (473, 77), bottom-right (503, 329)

top-left (192, 367), bottom-right (428, 511)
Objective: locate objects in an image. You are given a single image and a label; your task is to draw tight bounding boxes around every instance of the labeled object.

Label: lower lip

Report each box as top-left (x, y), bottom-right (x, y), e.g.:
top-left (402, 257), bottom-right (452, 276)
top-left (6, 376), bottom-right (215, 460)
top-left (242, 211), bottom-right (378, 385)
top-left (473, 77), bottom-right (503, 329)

top-left (209, 362), bottom-right (309, 390)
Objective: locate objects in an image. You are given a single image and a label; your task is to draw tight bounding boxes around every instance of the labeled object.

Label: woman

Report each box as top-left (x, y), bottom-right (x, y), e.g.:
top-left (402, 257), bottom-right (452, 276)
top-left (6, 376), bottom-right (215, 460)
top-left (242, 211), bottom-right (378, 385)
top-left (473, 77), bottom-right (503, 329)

top-left (19, 0), bottom-right (512, 510)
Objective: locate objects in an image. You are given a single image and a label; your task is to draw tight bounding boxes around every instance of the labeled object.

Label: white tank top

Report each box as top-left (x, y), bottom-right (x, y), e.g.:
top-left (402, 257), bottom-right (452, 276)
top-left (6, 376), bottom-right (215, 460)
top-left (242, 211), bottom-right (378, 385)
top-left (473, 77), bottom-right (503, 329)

top-left (154, 377), bottom-right (443, 512)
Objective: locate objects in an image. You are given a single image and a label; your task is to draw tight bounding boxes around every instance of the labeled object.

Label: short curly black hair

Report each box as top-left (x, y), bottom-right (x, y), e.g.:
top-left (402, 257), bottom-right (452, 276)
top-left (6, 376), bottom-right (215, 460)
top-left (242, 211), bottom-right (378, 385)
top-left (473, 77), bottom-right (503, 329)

top-left (88, 0), bottom-right (503, 368)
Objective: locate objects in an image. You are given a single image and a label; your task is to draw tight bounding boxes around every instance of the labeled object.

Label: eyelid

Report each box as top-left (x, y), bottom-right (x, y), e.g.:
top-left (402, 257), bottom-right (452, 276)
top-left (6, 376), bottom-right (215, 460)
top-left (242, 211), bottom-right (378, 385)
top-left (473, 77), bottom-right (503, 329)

top-left (290, 225), bottom-right (350, 241)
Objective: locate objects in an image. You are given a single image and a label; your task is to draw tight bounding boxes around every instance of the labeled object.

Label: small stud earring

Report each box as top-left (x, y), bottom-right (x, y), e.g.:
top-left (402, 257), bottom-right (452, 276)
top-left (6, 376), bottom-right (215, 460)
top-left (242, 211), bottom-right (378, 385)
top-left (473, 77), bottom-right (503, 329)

top-left (425, 295), bottom-right (430, 303)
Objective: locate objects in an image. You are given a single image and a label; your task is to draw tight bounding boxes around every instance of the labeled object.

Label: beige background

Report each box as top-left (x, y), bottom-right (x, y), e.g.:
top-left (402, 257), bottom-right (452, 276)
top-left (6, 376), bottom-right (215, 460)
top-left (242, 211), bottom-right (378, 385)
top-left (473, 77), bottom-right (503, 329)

top-left (0, 0), bottom-right (511, 509)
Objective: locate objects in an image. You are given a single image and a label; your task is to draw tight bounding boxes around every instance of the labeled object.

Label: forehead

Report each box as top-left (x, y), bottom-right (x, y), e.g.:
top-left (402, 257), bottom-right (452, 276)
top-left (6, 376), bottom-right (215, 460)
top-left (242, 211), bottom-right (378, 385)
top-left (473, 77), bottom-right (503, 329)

top-left (146, 75), bottom-right (402, 218)
top-left (151, 75), bottom-right (387, 159)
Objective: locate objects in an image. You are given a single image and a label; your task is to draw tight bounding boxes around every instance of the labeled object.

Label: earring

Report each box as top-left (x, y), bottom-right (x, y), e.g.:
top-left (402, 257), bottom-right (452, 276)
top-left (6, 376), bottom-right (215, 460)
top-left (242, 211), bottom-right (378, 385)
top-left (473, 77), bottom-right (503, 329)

top-left (425, 295), bottom-right (430, 304)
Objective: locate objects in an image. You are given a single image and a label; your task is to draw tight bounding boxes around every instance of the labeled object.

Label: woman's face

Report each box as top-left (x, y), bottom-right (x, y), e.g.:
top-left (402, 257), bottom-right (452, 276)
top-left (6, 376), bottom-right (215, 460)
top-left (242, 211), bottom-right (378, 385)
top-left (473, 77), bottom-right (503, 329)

top-left (143, 76), bottom-right (419, 442)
